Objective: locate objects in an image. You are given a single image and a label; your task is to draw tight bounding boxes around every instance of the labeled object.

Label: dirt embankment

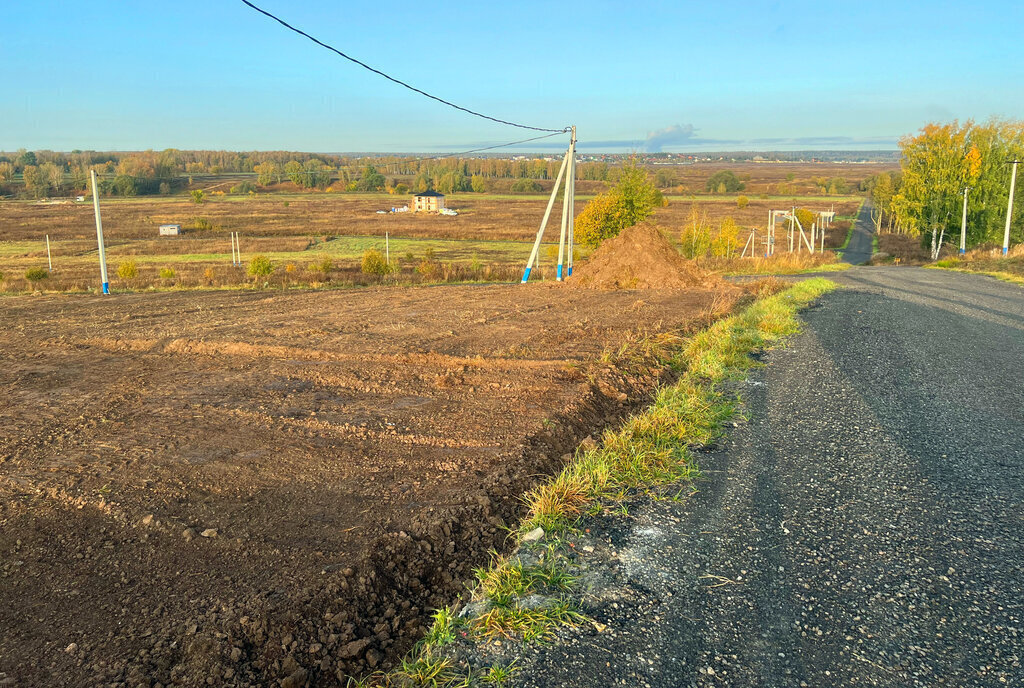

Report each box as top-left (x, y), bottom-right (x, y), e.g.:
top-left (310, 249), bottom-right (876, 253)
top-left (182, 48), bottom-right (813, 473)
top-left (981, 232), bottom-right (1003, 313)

top-left (0, 282), bottom-right (739, 686)
top-left (568, 223), bottom-right (713, 290)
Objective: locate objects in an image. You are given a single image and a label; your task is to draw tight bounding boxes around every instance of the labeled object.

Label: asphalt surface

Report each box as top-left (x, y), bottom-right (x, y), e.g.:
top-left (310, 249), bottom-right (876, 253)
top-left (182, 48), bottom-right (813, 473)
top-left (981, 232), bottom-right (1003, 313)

top-left (509, 267), bottom-right (1024, 687)
top-left (842, 201), bottom-right (875, 265)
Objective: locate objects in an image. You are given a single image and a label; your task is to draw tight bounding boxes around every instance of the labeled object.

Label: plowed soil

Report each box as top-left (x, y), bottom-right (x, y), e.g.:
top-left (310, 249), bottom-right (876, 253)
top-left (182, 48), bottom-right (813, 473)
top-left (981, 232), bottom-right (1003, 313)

top-left (0, 282), bottom-right (739, 686)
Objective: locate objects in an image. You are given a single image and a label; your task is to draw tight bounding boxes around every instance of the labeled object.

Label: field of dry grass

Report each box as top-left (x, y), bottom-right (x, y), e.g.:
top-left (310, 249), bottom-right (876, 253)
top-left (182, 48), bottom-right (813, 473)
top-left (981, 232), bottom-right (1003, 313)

top-left (0, 163), bottom-right (873, 293)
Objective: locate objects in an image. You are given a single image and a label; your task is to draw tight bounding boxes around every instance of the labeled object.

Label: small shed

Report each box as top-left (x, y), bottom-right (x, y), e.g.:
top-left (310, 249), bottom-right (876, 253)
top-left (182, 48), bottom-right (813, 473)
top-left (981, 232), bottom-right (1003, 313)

top-left (159, 224), bottom-right (183, 236)
top-left (411, 190), bottom-right (446, 213)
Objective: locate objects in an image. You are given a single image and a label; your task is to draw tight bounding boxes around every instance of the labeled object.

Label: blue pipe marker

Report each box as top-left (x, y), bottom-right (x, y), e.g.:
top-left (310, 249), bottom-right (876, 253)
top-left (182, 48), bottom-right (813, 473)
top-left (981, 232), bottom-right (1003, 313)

top-left (521, 267), bottom-right (532, 283)
top-left (557, 264), bottom-right (563, 280)
top-left (567, 266), bottom-right (573, 276)
top-left (102, 282), bottom-right (109, 295)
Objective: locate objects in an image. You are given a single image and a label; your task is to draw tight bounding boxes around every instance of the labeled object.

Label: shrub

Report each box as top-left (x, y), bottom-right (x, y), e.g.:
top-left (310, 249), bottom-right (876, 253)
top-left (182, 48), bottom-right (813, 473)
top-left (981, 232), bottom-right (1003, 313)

top-left (574, 161), bottom-right (664, 248)
top-left (285, 263), bottom-right (297, 273)
top-left (191, 217), bottom-right (213, 231)
top-left (247, 255), bottom-right (274, 278)
top-left (230, 181), bottom-right (257, 194)
top-left (0, 270), bottom-right (4, 281)
top-left (25, 267), bottom-right (49, 282)
top-left (159, 267), bottom-right (176, 280)
top-left (361, 249), bottom-right (391, 276)
top-left (736, 195), bottom-right (749, 209)
top-left (203, 267), bottom-right (215, 283)
top-left (705, 170), bottom-right (744, 193)
top-left (116, 260), bottom-right (138, 280)
top-left (159, 181), bottom-right (171, 195)
top-left (190, 189), bottom-right (205, 204)
top-left (309, 255), bottom-right (333, 274)
top-left (510, 178), bottom-right (543, 194)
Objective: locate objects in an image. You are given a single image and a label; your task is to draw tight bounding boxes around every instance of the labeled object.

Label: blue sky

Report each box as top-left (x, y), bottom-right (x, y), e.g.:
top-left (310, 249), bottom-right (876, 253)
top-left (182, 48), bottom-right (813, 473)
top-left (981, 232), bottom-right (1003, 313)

top-left (2, 1), bottom-right (1022, 153)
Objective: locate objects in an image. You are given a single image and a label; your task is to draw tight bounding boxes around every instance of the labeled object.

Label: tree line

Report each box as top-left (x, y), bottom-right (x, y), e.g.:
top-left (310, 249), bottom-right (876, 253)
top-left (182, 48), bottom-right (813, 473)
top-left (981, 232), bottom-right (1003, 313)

top-left (0, 147), bottom-right (618, 198)
top-left (863, 120), bottom-right (1024, 252)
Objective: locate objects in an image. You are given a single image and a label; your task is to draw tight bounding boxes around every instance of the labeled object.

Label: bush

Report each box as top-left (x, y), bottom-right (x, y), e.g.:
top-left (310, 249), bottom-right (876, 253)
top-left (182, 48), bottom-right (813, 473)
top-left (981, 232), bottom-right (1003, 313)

top-left (574, 161), bottom-right (664, 248)
top-left (736, 195), bottom-right (749, 209)
top-left (191, 217), bottom-right (213, 231)
top-left (116, 260), bottom-right (138, 280)
top-left (705, 170), bottom-right (744, 193)
top-left (159, 181), bottom-right (171, 195)
top-left (190, 189), bottom-right (205, 204)
top-left (0, 270), bottom-right (5, 281)
top-left (510, 178), bottom-right (543, 194)
top-left (25, 267), bottom-right (49, 282)
top-left (247, 255), bottom-right (274, 278)
top-left (230, 181), bottom-right (257, 194)
top-left (308, 255), bottom-right (333, 274)
top-left (361, 249), bottom-right (391, 276)
top-left (159, 267), bottom-right (176, 280)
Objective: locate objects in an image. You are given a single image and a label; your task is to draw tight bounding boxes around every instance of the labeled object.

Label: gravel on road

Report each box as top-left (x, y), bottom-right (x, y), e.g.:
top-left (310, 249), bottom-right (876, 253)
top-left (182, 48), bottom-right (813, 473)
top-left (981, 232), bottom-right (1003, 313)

top-left (505, 267), bottom-right (1024, 687)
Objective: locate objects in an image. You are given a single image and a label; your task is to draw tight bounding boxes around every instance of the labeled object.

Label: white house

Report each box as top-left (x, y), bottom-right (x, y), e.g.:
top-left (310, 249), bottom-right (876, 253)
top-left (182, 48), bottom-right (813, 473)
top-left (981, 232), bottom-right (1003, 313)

top-left (159, 224), bottom-right (183, 236)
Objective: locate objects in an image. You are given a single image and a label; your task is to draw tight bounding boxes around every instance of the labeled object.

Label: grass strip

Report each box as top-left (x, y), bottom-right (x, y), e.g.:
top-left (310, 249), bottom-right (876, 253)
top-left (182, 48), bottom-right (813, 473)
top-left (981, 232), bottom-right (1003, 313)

top-left (355, 277), bottom-right (838, 687)
top-left (927, 262), bottom-right (1024, 286)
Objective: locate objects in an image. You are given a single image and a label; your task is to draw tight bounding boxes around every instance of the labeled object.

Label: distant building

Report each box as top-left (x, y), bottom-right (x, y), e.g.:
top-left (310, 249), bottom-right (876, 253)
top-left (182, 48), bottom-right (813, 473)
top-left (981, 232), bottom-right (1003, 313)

top-left (159, 224), bottom-right (183, 236)
top-left (411, 190), bottom-right (446, 213)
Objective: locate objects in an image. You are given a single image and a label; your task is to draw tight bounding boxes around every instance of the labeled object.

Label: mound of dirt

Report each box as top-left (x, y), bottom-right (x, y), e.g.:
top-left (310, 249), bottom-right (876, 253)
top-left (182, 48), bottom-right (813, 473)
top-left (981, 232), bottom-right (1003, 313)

top-left (568, 223), bottom-right (712, 290)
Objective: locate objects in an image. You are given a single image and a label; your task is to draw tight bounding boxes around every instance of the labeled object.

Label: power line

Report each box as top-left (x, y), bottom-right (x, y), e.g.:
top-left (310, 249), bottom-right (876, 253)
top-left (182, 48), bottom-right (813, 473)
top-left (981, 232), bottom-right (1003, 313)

top-left (395, 131), bottom-right (571, 166)
top-left (239, 0), bottom-right (569, 134)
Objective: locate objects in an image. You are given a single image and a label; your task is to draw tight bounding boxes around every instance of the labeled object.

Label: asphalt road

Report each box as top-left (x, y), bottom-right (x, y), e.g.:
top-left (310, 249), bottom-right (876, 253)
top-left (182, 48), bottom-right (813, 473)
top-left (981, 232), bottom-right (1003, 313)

top-left (511, 267), bottom-right (1024, 687)
top-left (841, 201), bottom-right (875, 265)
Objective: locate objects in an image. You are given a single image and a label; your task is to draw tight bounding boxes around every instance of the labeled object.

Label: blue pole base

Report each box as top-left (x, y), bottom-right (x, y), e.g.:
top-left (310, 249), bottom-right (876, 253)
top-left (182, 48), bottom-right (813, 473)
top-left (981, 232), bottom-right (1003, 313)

top-left (556, 264), bottom-right (563, 281)
top-left (102, 282), bottom-right (110, 295)
top-left (521, 267), bottom-right (532, 283)
top-left (567, 266), bottom-right (572, 276)
top-left (959, 249), bottom-right (965, 255)
top-left (1003, 247), bottom-right (1009, 255)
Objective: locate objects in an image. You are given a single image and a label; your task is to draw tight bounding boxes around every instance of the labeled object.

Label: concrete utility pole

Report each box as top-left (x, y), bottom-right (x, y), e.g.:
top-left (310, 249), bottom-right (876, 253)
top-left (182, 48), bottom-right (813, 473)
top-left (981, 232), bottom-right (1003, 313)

top-left (556, 125), bottom-right (577, 281)
top-left (1004, 161), bottom-right (1019, 256)
top-left (960, 187), bottom-right (970, 255)
top-left (90, 170), bottom-right (109, 294)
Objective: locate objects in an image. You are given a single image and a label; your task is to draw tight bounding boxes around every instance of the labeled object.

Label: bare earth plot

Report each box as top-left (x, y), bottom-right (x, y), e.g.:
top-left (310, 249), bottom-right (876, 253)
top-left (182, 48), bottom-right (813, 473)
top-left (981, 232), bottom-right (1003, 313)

top-left (0, 282), bottom-right (737, 686)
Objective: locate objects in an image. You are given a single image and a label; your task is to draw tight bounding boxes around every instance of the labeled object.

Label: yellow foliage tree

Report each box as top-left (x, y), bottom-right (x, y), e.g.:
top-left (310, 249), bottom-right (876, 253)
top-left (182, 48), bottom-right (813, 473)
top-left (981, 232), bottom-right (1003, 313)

top-left (711, 217), bottom-right (740, 257)
top-left (679, 205), bottom-right (712, 258)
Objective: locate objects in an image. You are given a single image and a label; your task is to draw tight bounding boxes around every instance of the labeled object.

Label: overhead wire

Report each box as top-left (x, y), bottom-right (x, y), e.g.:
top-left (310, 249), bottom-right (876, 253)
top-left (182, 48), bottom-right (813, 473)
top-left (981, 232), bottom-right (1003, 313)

top-left (239, 0), bottom-right (569, 134)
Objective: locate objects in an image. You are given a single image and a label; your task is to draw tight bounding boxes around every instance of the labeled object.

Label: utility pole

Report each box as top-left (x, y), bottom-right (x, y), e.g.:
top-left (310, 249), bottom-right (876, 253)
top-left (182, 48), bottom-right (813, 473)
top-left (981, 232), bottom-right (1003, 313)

top-left (90, 170), bottom-right (109, 295)
top-left (1004, 161), bottom-right (1019, 256)
top-left (556, 126), bottom-right (577, 281)
top-left (959, 186), bottom-right (970, 255)
top-left (46, 234), bottom-right (52, 272)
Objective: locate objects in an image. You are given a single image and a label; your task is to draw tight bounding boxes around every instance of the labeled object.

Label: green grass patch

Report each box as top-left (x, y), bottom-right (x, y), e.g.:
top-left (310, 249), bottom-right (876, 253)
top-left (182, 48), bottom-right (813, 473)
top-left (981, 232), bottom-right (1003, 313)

top-left (926, 263), bottom-right (1024, 286)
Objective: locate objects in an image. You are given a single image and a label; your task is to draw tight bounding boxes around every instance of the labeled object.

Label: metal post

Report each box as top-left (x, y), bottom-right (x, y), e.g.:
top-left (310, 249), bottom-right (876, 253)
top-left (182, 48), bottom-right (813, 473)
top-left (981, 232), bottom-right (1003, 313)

top-left (522, 145), bottom-right (570, 283)
top-left (90, 170), bottom-right (109, 294)
top-left (820, 222), bottom-right (825, 253)
top-left (1004, 161), bottom-right (1018, 256)
top-left (960, 187), bottom-right (969, 255)
top-left (235, 232), bottom-right (242, 266)
top-left (46, 235), bottom-right (52, 272)
top-left (556, 127), bottom-right (576, 281)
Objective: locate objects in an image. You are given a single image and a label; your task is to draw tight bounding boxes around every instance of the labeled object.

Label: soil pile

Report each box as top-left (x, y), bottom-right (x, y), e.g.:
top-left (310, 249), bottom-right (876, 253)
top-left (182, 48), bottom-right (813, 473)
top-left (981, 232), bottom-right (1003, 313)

top-left (569, 223), bottom-right (712, 289)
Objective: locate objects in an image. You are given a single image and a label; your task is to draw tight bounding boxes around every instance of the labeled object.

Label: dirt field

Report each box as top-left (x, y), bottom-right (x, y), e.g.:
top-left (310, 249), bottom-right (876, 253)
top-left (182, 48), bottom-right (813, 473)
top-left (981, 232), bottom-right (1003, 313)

top-left (0, 280), bottom-right (740, 686)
